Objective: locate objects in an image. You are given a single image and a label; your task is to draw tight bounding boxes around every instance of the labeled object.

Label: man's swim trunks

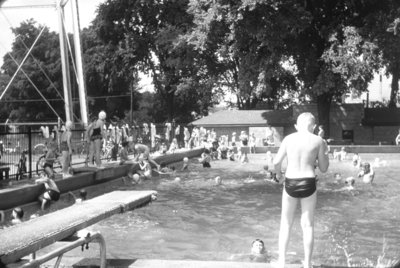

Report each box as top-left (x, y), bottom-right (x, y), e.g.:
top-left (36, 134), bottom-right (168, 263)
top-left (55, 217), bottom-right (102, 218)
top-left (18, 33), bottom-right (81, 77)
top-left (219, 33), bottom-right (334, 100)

top-left (91, 127), bottom-right (102, 141)
top-left (285, 177), bottom-right (316, 198)
top-left (45, 189), bottom-right (60, 201)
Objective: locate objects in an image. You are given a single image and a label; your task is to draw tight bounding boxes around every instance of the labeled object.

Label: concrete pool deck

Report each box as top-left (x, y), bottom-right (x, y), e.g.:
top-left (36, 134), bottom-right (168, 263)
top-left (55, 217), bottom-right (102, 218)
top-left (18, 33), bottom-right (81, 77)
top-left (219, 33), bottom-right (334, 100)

top-left (43, 257), bottom-right (353, 268)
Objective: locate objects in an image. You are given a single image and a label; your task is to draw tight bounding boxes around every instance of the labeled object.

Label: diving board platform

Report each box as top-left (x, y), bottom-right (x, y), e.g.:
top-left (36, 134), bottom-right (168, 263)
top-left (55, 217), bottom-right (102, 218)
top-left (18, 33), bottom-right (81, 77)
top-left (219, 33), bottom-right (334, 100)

top-left (0, 190), bottom-right (157, 266)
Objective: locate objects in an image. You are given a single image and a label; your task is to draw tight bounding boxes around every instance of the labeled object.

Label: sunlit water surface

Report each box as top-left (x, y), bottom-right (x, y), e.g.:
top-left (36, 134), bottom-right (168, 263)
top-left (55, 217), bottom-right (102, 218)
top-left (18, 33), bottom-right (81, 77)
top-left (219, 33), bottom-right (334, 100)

top-left (42, 153), bottom-right (400, 266)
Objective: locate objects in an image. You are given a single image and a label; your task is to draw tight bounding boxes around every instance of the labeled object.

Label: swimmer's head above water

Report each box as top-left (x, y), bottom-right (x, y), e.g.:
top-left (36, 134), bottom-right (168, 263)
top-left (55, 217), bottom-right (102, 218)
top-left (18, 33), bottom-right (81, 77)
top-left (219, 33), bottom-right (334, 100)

top-left (251, 239), bottom-right (266, 255)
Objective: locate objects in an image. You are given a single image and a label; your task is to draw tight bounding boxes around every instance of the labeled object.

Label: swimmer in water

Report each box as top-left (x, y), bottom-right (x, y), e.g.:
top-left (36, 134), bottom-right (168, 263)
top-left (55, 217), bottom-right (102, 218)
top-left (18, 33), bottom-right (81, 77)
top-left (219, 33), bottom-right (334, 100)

top-left (69, 189), bottom-right (88, 203)
top-left (230, 239), bottom-right (270, 263)
top-left (358, 162), bottom-right (374, 184)
top-left (181, 157), bottom-right (189, 171)
top-left (11, 207), bottom-right (24, 225)
top-left (344, 177), bottom-right (355, 190)
top-left (215, 176), bottom-right (222, 185)
top-left (200, 149), bottom-right (211, 168)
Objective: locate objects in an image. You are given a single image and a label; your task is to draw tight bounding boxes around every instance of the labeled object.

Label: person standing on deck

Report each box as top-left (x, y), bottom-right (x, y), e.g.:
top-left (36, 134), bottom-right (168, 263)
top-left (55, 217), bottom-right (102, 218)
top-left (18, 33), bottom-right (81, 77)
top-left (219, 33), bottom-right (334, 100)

top-left (88, 111), bottom-right (107, 168)
top-left (60, 121), bottom-right (73, 178)
top-left (273, 112), bottom-right (329, 268)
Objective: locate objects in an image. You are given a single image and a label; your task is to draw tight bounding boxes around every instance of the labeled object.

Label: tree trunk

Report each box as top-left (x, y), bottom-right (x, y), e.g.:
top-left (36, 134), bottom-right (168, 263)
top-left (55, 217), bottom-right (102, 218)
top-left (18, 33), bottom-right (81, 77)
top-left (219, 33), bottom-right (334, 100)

top-left (165, 85), bottom-right (175, 121)
top-left (316, 92), bottom-right (332, 138)
top-left (389, 69), bottom-right (399, 108)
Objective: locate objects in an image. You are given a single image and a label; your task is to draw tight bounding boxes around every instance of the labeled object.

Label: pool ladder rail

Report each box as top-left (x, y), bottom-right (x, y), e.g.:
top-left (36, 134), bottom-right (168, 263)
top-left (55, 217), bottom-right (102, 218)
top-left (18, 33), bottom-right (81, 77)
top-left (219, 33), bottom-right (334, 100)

top-left (13, 231), bottom-right (106, 268)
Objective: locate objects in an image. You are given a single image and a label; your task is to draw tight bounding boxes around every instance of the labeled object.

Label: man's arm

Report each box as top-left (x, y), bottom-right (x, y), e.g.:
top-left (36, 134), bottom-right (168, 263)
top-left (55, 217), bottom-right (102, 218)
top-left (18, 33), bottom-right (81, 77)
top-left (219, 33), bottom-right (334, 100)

top-left (273, 138), bottom-right (287, 181)
top-left (317, 139), bottom-right (329, 173)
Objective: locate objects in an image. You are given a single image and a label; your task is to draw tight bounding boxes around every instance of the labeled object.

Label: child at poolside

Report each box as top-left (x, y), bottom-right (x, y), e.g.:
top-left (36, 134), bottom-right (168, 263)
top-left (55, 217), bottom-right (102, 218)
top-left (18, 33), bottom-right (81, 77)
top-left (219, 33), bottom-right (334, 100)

top-left (119, 141), bottom-right (130, 165)
top-left (227, 147), bottom-right (235, 161)
top-left (36, 175), bottom-right (61, 211)
top-left (200, 149), bottom-right (211, 168)
top-left (138, 154), bottom-right (152, 179)
top-left (358, 162), bottom-right (374, 184)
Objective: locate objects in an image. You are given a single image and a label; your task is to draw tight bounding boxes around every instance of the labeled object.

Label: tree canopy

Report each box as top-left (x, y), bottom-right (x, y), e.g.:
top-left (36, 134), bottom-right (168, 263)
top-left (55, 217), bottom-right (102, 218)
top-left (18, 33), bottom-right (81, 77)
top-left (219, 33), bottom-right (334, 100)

top-left (1, 0), bottom-right (400, 132)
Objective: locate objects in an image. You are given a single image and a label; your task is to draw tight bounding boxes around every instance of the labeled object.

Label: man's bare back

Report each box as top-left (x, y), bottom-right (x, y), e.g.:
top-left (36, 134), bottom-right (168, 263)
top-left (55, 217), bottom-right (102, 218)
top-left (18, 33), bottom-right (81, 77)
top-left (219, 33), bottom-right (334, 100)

top-left (283, 132), bottom-right (327, 178)
top-left (273, 112), bottom-right (329, 268)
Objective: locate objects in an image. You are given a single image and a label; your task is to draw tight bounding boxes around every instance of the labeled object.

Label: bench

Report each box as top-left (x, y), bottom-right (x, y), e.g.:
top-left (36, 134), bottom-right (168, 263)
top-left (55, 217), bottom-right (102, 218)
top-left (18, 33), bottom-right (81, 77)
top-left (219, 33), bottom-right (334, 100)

top-left (0, 166), bottom-right (10, 180)
top-left (0, 190), bottom-right (157, 267)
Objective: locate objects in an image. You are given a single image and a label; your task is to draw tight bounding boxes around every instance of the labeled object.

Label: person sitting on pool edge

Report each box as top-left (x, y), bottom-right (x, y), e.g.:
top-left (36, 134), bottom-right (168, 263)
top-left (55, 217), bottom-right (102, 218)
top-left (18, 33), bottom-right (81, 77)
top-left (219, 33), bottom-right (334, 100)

top-left (119, 141), bottom-right (130, 165)
top-left (131, 142), bottom-right (160, 170)
top-left (199, 149), bottom-right (211, 168)
top-left (138, 154), bottom-right (152, 179)
top-left (358, 162), bottom-right (374, 184)
top-left (36, 174), bottom-right (61, 211)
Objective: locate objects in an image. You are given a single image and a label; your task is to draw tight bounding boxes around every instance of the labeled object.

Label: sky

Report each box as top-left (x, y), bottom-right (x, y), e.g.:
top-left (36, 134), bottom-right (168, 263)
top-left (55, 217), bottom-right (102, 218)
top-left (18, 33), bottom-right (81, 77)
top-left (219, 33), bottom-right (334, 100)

top-left (0, 0), bottom-right (391, 102)
top-left (0, 0), bottom-right (154, 91)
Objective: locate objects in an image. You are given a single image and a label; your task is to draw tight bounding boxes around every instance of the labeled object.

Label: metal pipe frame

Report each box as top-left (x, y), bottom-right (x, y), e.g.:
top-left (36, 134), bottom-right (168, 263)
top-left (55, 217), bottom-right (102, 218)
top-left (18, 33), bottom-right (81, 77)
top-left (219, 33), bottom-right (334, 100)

top-left (18, 232), bottom-right (107, 268)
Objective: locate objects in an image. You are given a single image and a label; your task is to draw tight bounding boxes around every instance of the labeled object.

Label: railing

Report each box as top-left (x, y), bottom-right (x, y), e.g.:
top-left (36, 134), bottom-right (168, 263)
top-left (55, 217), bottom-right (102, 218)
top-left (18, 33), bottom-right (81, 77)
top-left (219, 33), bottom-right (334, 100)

top-left (0, 123), bottom-right (192, 180)
top-left (20, 232), bottom-right (106, 268)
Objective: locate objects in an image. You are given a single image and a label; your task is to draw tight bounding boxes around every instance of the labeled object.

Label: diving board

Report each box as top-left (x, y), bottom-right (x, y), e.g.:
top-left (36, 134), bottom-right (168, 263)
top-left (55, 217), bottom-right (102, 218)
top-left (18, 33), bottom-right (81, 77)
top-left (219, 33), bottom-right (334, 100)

top-left (0, 190), bottom-right (157, 266)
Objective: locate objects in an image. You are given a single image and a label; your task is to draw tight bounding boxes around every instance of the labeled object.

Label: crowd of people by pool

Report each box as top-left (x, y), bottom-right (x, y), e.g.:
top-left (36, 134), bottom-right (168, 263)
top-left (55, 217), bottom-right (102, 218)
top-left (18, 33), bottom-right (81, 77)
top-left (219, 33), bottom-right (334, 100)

top-left (1, 111), bottom-right (399, 268)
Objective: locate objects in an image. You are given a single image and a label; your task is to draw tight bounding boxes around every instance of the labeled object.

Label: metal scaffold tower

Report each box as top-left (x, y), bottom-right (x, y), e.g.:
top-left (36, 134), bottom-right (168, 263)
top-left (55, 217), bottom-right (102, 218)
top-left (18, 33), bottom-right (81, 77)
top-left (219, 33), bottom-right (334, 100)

top-left (0, 0), bottom-right (89, 126)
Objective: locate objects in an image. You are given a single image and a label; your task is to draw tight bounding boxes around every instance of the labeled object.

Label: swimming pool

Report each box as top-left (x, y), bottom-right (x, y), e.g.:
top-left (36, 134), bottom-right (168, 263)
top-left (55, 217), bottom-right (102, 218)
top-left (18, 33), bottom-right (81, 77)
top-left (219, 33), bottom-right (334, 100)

top-left (46, 153), bottom-right (400, 266)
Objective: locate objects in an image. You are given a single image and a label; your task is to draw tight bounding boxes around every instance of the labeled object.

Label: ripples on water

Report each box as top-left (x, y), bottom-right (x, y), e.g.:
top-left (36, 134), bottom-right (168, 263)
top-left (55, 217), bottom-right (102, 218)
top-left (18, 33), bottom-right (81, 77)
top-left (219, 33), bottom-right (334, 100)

top-left (90, 154), bottom-right (400, 266)
top-left (26, 153), bottom-right (400, 266)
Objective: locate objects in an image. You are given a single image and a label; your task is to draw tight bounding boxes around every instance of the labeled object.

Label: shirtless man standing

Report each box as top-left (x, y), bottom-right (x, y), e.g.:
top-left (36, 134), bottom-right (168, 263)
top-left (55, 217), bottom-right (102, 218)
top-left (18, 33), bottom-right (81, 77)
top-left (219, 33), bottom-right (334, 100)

top-left (273, 112), bottom-right (329, 268)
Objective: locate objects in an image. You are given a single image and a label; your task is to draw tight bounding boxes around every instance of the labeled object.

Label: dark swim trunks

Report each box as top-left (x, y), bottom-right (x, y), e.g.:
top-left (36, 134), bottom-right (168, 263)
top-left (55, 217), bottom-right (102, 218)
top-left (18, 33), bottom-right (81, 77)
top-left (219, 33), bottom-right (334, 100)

top-left (91, 127), bottom-right (102, 141)
top-left (203, 162), bottom-right (211, 168)
top-left (285, 177), bottom-right (316, 198)
top-left (45, 189), bottom-right (60, 201)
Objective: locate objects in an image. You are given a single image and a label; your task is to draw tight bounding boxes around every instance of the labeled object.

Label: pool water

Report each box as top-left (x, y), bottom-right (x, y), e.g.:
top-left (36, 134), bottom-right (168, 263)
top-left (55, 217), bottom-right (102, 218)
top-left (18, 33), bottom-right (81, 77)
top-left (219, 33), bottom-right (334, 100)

top-left (51, 153), bottom-right (400, 266)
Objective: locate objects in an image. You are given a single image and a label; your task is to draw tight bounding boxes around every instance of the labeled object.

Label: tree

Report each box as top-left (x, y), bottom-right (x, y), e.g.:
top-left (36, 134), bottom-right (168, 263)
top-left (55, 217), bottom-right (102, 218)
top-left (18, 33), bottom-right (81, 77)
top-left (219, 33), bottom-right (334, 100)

top-left (361, 2), bottom-right (400, 108)
top-left (0, 20), bottom-right (67, 123)
top-left (282, 0), bottom-right (387, 135)
top-left (81, 25), bottom-right (134, 119)
top-left (185, 0), bottom-right (304, 110)
top-left (93, 0), bottom-right (216, 122)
